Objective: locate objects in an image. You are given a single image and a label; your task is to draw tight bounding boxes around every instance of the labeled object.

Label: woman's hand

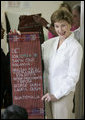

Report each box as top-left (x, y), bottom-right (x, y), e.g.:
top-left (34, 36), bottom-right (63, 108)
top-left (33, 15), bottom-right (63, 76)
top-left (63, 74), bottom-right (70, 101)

top-left (41, 93), bottom-right (57, 102)
top-left (8, 29), bottom-right (21, 35)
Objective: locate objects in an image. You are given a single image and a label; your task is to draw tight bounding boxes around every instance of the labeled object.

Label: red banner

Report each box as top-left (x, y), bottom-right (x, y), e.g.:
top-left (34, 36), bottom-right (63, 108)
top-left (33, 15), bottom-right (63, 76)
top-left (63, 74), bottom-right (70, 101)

top-left (9, 32), bottom-right (44, 119)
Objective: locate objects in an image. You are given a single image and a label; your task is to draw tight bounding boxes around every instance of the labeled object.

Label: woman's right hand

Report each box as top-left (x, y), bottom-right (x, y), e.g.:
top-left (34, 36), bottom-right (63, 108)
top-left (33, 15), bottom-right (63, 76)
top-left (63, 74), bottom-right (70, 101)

top-left (8, 29), bottom-right (21, 35)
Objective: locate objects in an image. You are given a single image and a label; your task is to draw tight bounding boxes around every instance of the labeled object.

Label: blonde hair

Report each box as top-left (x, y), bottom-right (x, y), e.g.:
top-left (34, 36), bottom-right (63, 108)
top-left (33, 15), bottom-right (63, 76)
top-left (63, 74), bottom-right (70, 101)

top-left (51, 8), bottom-right (73, 26)
top-left (59, 3), bottom-right (72, 13)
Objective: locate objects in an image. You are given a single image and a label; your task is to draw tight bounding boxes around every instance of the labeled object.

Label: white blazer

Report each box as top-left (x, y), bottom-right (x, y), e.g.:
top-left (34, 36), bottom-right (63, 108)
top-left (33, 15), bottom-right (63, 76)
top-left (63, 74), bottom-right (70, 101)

top-left (41, 33), bottom-right (83, 99)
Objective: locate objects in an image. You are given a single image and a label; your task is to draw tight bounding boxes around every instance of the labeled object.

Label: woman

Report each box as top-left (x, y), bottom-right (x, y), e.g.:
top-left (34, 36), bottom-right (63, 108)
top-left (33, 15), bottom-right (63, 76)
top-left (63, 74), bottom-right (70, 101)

top-left (33, 3), bottom-right (72, 39)
top-left (41, 8), bottom-right (83, 119)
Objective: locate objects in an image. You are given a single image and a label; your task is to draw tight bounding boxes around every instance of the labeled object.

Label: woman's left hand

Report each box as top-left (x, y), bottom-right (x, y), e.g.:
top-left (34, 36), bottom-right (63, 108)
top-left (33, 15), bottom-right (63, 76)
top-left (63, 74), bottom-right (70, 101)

top-left (41, 93), bottom-right (57, 102)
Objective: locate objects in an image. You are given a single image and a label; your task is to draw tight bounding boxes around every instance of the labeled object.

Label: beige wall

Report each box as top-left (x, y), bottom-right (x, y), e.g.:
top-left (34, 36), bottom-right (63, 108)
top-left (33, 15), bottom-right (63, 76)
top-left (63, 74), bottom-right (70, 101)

top-left (29, 1), bottom-right (62, 22)
top-left (1, 1), bottom-right (63, 54)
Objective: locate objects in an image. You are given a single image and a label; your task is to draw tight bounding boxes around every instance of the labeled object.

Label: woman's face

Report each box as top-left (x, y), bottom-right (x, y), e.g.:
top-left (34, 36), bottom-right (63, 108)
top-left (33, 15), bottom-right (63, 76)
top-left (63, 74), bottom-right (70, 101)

top-left (54, 20), bottom-right (71, 40)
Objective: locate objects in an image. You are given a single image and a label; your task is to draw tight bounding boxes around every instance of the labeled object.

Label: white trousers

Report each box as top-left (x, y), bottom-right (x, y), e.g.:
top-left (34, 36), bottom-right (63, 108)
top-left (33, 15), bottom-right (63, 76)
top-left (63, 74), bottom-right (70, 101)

top-left (45, 92), bottom-right (75, 119)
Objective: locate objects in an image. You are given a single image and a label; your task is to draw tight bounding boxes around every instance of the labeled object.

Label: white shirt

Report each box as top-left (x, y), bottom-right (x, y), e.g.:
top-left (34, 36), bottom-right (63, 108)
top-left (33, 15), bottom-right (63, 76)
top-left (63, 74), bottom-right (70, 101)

top-left (41, 33), bottom-right (83, 99)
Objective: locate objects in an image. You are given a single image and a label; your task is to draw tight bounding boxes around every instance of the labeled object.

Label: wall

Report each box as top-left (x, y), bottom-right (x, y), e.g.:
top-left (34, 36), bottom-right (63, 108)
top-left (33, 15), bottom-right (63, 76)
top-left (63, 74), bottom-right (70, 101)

top-left (1, 1), bottom-right (63, 54)
top-left (64, 1), bottom-right (80, 7)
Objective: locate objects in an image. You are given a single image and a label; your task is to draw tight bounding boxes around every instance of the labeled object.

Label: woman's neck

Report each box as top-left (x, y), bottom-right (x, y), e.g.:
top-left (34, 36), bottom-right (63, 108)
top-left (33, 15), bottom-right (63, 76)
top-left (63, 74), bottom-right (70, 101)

top-left (57, 32), bottom-right (72, 49)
